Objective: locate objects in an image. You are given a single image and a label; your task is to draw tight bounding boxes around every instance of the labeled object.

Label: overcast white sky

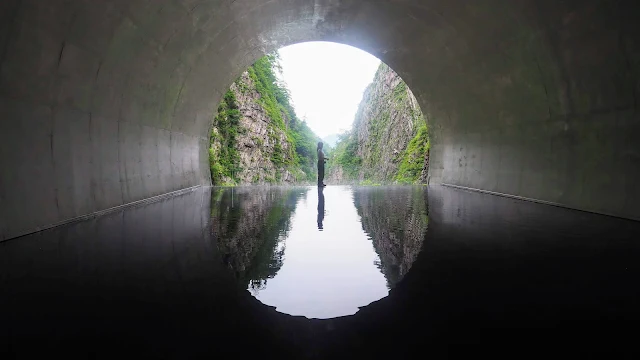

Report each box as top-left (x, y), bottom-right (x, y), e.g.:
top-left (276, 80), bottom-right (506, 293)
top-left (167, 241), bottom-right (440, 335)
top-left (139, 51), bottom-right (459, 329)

top-left (277, 42), bottom-right (381, 138)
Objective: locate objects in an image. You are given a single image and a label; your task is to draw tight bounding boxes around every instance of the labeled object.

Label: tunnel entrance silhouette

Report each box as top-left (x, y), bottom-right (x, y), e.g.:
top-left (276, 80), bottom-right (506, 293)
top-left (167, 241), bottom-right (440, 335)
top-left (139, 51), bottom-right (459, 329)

top-left (1, 0), bottom-right (640, 241)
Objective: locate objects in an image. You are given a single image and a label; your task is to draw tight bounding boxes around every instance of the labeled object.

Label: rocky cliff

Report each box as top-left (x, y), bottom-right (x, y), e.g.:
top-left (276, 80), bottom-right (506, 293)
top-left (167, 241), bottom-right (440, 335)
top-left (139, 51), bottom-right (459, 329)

top-left (327, 64), bottom-right (429, 184)
top-left (209, 55), bottom-right (319, 185)
top-left (218, 71), bottom-right (297, 184)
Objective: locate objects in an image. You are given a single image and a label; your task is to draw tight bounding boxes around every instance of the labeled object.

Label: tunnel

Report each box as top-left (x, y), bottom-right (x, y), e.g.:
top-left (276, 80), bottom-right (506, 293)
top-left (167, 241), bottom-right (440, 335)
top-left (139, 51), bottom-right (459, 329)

top-left (2, 0), bottom-right (640, 357)
top-left (1, 0), bottom-right (639, 241)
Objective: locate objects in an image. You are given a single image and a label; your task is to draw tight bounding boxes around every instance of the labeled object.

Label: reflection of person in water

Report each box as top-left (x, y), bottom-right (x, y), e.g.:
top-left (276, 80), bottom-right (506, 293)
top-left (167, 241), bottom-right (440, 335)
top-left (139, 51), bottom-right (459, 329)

top-left (317, 187), bottom-right (325, 230)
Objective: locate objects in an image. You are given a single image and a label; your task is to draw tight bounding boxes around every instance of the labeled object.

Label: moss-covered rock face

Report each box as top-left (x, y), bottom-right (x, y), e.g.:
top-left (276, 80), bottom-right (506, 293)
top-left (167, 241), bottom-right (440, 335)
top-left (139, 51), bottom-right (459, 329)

top-left (209, 54), bottom-right (321, 185)
top-left (396, 123), bottom-right (430, 184)
top-left (327, 64), bottom-right (429, 184)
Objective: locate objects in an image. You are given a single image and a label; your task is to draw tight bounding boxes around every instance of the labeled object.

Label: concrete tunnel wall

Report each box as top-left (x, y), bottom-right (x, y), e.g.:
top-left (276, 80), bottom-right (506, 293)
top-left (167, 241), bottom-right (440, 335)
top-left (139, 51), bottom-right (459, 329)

top-left (1, 0), bottom-right (639, 240)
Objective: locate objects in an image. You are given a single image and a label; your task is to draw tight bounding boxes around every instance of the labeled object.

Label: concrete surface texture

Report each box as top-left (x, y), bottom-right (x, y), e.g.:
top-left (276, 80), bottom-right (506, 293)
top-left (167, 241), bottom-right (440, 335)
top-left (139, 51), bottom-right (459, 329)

top-left (1, 0), bottom-right (639, 240)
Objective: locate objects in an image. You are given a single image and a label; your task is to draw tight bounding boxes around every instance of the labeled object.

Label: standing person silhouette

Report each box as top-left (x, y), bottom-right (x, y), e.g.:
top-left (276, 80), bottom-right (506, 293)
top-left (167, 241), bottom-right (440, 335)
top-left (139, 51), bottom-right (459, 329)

top-left (317, 141), bottom-right (328, 187)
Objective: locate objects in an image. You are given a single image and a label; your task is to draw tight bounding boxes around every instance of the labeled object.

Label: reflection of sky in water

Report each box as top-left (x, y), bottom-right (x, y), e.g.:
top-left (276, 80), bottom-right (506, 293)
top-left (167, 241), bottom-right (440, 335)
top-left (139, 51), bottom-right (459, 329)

top-left (251, 186), bottom-right (388, 319)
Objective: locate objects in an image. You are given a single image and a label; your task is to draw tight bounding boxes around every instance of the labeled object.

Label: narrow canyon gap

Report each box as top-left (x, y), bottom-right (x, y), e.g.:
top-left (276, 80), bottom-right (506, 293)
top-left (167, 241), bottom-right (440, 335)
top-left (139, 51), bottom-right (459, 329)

top-left (1, 0), bottom-right (640, 240)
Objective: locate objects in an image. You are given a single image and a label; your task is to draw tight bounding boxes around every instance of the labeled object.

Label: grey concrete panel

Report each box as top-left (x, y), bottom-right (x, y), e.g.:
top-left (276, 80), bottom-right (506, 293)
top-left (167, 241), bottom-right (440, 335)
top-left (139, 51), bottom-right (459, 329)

top-left (0, 17), bottom-right (60, 104)
top-left (157, 128), bottom-right (173, 193)
top-left (118, 120), bottom-right (143, 203)
top-left (140, 125), bottom-right (162, 197)
top-left (91, 61), bottom-right (126, 120)
top-left (620, 113), bottom-right (640, 216)
top-left (65, 0), bottom-right (124, 57)
top-left (52, 108), bottom-right (92, 219)
top-left (2, 0), bottom-right (640, 240)
top-left (156, 62), bottom-right (191, 131)
top-left (67, 110), bottom-right (95, 216)
top-left (170, 132), bottom-right (185, 190)
top-left (54, 42), bottom-right (101, 111)
top-left (475, 130), bottom-right (500, 192)
top-left (89, 115), bottom-right (123, 210)
top-left (0, 99), bottom-right (58, 240)
top-left (198, 137), bottom-right (212, 185)
top-left (0, 1), bottom-right (20, 64)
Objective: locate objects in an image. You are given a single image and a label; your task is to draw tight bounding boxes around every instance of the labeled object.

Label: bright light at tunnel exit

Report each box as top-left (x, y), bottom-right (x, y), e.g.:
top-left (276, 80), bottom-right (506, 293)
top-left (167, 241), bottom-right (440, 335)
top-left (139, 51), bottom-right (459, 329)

top-left (277, 42), bottom-right (381, 140)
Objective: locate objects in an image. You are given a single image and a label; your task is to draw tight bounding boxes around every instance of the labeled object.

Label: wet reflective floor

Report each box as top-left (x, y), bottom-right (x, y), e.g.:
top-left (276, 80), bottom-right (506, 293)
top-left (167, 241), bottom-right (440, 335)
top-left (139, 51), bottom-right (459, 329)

top-left (211, 186), bottom-right (428, 318)
top-left (1, 185), bottom-right (640, 358)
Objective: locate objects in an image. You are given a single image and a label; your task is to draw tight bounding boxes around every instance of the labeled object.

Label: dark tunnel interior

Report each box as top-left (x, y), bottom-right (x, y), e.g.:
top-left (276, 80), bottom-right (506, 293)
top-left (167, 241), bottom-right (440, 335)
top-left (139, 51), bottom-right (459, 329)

top-left (1, 0), bottom-right (640, 358)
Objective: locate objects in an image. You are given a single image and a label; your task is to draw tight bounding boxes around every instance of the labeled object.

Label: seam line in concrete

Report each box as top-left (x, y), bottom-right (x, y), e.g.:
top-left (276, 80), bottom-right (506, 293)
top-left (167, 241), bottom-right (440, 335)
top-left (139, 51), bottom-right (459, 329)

top-left (440, 183), bottom-right (638, 222)
top-left (1, 185), bottom-right (203, 243)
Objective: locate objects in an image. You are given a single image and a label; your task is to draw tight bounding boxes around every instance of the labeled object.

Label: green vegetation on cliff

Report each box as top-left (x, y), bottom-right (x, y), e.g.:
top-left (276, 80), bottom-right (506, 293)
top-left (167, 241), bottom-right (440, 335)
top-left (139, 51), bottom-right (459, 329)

top-left (209, 90), bottom-right (242, 184)
top-left (209, 53), bottom-right (320, 185)
top-left (327, 132), bottom-right (362, 179)
top-left (248, 55), bottom-right (292, 131)
top-left (395, 123), bottom-right (430, 183)
top-left (249, 55), bottom-right (319, 181)
top-left (327, 63), bottom-right (429, 184)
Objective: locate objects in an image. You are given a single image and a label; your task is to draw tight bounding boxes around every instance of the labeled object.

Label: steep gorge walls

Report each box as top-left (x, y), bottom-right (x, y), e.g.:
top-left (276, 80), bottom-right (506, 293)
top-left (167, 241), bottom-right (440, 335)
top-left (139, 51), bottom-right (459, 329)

top-left (209, 54), bottom-right (320, 185)
top-left (328, 64), bottom-right (429, 184)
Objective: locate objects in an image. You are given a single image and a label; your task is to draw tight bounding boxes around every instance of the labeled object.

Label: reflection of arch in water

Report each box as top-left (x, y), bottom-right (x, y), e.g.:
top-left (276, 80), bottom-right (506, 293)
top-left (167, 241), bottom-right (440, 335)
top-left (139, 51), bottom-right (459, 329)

top-left (4, 181), bottom-right (640, 357)
top-left (353, 186), bottom-right (429, 289)
top-left (211, 186), bottom-right (308, 293)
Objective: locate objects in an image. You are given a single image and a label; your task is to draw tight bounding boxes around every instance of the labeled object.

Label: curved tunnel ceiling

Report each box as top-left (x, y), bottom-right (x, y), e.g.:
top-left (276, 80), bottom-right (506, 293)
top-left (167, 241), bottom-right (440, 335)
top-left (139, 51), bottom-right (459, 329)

top-left (1, 0), bottom-right (639, 240)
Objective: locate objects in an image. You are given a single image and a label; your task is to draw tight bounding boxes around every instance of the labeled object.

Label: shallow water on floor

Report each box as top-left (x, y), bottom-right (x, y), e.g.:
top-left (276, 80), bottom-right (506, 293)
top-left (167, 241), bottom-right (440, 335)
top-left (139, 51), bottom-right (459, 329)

top-left (210, 185), bottom-right (429, 318)
top-left (3, 185), bottom-right (640, 357)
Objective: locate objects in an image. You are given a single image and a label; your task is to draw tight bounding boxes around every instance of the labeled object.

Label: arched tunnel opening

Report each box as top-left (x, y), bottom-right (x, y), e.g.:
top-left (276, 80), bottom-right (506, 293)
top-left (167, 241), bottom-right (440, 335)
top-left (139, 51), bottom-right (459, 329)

top-left (208, 42), bottom-right (427, 187)
top-left (1, 0), bottom-right (640, 358)
top-left (207, 42), bottom-right (431, 318)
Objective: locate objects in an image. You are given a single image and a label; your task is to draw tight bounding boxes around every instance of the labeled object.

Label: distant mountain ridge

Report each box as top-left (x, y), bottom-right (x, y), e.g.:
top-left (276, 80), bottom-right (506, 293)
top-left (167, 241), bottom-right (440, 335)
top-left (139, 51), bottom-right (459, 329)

top-left (322, 133), bottom-right (340, 148)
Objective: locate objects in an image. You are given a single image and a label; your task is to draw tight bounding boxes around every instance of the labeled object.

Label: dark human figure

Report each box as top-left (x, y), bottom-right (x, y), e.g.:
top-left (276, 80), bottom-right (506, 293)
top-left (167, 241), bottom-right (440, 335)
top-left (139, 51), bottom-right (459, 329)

top-left (317, 141), bottom-right (328, 186)
top-left (317, 186), bottom-right (325, 230)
